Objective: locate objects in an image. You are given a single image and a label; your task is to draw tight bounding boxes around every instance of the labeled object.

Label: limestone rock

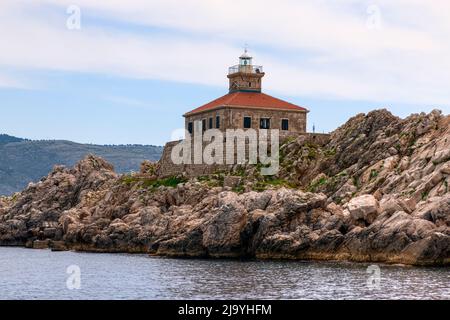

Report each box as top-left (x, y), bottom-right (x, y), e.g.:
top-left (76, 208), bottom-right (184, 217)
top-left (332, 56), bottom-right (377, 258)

top-left (223, 176), bottom-right (241, 188)
top-left (1, 110), bottom-right (449, 266)
top-left (347, 195), bottom-right (380, 224)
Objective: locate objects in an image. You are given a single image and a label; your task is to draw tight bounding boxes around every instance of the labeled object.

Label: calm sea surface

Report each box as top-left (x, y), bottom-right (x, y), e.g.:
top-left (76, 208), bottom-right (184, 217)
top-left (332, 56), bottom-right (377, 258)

top-left (0, 247), bottom-right (448, 300)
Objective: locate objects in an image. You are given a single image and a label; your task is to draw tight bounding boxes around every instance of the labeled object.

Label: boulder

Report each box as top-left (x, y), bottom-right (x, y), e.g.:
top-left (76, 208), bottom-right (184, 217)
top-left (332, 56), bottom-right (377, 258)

top-left (413, 195), bottom-right (450, 227)
top-left (223, 176), bottom-right (241, 188)
top-left (347, 195), bottom-right (380, 224)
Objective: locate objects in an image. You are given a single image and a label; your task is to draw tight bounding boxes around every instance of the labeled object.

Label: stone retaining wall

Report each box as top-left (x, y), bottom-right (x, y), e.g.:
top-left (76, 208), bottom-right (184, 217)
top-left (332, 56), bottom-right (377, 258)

top-left (157, 132), bottom-right (331, 178)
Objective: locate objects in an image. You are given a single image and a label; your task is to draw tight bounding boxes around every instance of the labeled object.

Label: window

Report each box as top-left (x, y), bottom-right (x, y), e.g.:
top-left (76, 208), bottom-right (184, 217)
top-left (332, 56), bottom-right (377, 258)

top-left (260, 118), bottom-right (270, 129)
top-left (209, 117), bottom-right (213, 129)
top-left (281, 119), bottom-right (289, 131)
top-left (202, 119), bottom-right (206, 132)
top-left (188, 122), bottom-right (193, 134)
top-left (243, 116), bottom-right (252, 129)
top-left (216, 116), bottom-right (220, 129)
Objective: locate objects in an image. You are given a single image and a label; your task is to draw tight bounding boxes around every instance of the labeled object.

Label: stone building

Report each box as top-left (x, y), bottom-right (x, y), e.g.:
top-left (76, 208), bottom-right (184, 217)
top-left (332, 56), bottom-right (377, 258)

top-left (184, 51), bottom-right (309, 137)
top-left (156, 51), bottom-right (329, 178)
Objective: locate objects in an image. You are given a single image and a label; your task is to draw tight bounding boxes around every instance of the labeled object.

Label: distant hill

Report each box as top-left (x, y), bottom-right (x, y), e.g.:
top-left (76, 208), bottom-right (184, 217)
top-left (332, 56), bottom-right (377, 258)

top-left (0, 134), bottom-right (26, 145)
top-left (0, 134), bottom-right (163, 195)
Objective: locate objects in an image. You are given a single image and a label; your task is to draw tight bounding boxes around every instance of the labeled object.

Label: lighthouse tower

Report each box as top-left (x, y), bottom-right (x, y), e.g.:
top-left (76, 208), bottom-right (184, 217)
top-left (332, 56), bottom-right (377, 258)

top-left (227, 49), bottom-right (265, 93)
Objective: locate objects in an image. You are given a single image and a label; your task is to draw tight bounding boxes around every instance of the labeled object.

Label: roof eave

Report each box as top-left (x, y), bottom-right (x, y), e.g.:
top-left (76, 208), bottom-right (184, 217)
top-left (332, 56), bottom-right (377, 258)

top-left (184, 104), bottom-right (308, 117)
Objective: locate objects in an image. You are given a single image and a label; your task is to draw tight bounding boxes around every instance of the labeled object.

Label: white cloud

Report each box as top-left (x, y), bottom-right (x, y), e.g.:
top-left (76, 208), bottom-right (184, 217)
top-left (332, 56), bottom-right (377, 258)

top-left (103, 95), bottom-right (154, 109)
top-left (0, 8), bottom-right (235, 85)
top-left (0, 73), bottom-right (27, 89)
top-left (0, 0), bottom-right (449, 107)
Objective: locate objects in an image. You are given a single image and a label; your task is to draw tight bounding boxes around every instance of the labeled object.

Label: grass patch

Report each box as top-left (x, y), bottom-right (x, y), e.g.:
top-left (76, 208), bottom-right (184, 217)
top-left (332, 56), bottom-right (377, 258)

top-left (251, 177), bottom-right (296, 192)
top-left (121, 175), bottom-right (186, 190)
top-left (198, 174), bottom-right (224, 187)
top-left (148, 176), bottom-right (187, 188)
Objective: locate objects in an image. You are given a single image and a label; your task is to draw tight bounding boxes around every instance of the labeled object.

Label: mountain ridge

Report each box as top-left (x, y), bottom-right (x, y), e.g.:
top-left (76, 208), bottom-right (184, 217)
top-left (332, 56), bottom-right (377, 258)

top-left (0, 134), bottom-right (163, 195)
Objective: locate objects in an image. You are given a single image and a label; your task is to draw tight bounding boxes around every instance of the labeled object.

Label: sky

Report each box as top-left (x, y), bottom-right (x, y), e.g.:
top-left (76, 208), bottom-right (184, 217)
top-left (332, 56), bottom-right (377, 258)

top-left (0, 0), bottom-right (449, 146)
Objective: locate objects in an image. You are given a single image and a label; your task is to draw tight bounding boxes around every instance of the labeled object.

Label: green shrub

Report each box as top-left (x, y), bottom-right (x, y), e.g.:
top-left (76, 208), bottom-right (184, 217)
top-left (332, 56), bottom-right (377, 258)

top-left (308, 176), bottom-right (327, 192)
top-left (352, 176), bottom-right (360, 188)
top-left (324, 147), bottom-right (336, 157)
top-left (421, 191), bottom-right (429, 201)
top-left (370, 169), bottom-right (379, 181)
top-left (121, 174), bottom-right (186, 189)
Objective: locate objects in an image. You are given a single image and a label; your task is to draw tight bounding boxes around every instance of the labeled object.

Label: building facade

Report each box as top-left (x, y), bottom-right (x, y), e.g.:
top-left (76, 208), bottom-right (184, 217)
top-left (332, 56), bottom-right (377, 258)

top-left (184, 51), bottom-right (308, 136)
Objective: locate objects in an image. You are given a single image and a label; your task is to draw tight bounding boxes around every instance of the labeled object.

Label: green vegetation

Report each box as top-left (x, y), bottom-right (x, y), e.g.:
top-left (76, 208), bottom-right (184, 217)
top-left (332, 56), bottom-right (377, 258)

top-left (370, 169), bottom-right (379, 181)
top-left (0, 134), bottom-right (25, 145)
top-left (337, 170), bottom-right (348, 178)
top-left (308, 176), bottom-right (328, 192)
top-left (265, 177), bottom-right (296, 188)
top-left (122, 175), bottom-right (186, 190)
top-left (232, 184), bottom-right (245, 193)
top-left (251, 176), bottom-right (296, 192)
top-left (147, 176), bottom-right (186, 188)
top-left (304, 143), bottom-right (320, 160)
top-left (352, 176), bottom-right (360, 189)
top-left (421, 191), bottom-right (429, 201)
top-left (198, 174), bottom-right (224, 187)
top-left (307, 148), bottom-right (317, 160)
top-left (324, 147), bottom-right (336, 157)
top-left (399, 131), bottom-right (418, 156)
top-left (234, 166), bottom-right (247, 177)
top-left (307, 170), bottom-right (349, 193)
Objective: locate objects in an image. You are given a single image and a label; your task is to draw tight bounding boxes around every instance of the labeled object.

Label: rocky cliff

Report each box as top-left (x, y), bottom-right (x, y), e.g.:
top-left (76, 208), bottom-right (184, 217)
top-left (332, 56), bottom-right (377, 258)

top-left (0, 109), bottom-right (449, 266)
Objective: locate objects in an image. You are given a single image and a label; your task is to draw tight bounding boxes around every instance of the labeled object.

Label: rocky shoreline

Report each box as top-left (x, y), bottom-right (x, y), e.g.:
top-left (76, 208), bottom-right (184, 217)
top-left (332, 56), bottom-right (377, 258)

top-left (0, 109), bottom-right (449, 266)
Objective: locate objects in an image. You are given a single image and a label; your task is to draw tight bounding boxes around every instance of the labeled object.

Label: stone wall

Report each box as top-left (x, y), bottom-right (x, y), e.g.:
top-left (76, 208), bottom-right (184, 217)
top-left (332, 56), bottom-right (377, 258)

top-left (185, 107), bottom-right (307, 135)
top-left (157, 139), bottom-right (249, 178)
top-left (185, 109), bottom-right (227, 132)
top-left (302, 133), bottom-right (331, 146)
top-left (227, 72), bottom-right (264, 92)
top-left (226, 107), bottom-right (307, 133)
top-left (157, 132), bottom-right (331, 178)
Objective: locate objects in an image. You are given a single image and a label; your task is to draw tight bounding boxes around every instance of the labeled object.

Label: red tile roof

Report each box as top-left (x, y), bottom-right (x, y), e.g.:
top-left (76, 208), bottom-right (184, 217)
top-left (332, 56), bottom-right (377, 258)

top-left (184, 91), bottom-right (307, 116)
